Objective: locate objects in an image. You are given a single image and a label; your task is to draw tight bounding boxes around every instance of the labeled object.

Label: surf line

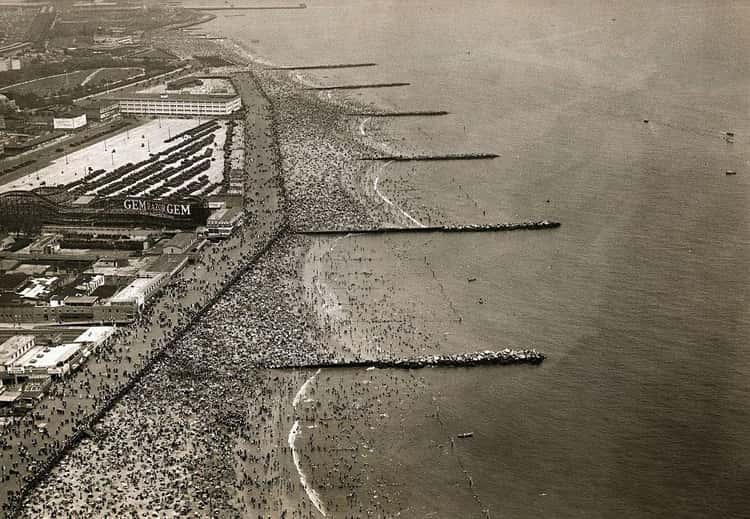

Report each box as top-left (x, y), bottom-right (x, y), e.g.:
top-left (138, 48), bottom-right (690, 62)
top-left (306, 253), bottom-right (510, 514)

top-left (289, 369), bottom-right (327, 516)
top-left (374, 168), bottom-right (426, 228)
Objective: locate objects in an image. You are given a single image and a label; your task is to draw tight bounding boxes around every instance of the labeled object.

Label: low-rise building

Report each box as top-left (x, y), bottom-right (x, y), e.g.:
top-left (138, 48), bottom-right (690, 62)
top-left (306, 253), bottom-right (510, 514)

top-left (161, 232), bottom-right (196, 255)
top-left (206, 207), bottom-right (243, 238)
top-left (76, 98), bottom-right (120, 122)
top-left (10, 343), bottom-right (82, 377)
top-left (0, 57), bottom-right (21, 72)
top-left (0, 335), bottom-right (35, 377)
top-left (109, 273), bottom-right (166, 311)
top-left (73, 326), bottom-right (115, 356)
top-left (29, 234), bottom-right (60, 255)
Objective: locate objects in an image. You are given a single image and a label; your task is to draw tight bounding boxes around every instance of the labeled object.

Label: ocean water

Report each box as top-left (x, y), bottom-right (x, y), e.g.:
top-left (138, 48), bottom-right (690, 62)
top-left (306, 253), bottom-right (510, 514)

top-left (200, 1), bottom-right (750, 516)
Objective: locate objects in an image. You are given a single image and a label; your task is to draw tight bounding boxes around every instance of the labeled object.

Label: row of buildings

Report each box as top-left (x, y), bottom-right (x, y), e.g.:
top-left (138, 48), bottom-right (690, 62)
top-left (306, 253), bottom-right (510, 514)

top-left (0, 229), bottom-right (205, 325)
top-left (6, 88), bottom-right (239, 134)
top-left (0, 328), bottom-right (115, 414)
top-left (0, 75), bottom-right (242, 154)
top-left (0, 329), bottom-right (112, 380)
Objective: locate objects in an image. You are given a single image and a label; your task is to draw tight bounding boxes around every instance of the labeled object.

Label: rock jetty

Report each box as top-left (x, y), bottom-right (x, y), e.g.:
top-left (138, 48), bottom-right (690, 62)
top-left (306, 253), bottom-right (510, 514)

top-left (359, 152), bottom-right (499, 161)
top-left (297, 220), bottom-right (562, 235)
top-left (346, 110), bottom-right (450, 117)
top-left (262, 349), bottom-right (545, 369)
top-left (269, 63), bottom-right (377, 70)
top-left (305, 82), bottom-right (411, 90)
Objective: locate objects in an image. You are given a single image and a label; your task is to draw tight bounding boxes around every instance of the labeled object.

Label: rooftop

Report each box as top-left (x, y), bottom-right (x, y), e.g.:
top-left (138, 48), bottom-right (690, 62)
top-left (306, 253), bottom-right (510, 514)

top-left (0, 259), bottom-right (19, 272)
top-left (75, 98), bottom-right (120, 110)
top-left (0, 391), bottom-right (20, 403)
top-left (106, 92), bottom-right (240, 102)
top-left (0, 272), bottom-right (28, 292)
top-left (13, 343), bottom-right (81, 369)
top-left (12, 264), bottom-right (51, 276)
top-left (161, 232), bottom-right (196, 250)
top-left (73, 326), bottom-right (115, 345)
top-left (208, 206), bottom-right (243, 223)
top-left (53, 110), bottom-right (86, 119)
top-left (142, 254), bottom-right (188, 275)
top-left (109, 274), bottom-right (164, 304)
top-left (63, 295), bottom-right (99, 306)
top-left (0, 335), bottom-right (34, 364)
top-left (140, 76), bottom-right (236, 97)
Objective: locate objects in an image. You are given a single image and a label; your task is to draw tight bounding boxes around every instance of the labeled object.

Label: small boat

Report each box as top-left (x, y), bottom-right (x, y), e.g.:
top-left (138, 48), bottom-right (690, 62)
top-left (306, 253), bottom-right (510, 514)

top-left (457, 432), bottom-right (474, 438)
top-left (726, 170), bottom-right (737, 176)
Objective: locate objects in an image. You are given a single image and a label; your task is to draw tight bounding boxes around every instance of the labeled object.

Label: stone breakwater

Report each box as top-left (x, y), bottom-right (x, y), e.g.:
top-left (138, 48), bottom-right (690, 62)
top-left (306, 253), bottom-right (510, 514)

top-left (262, 349), bottom-right (545, 369)
top-left (359, 152), bottom-right (499, 161)
top-left (305, 82), bottom-right (411, 91)
top-left (346, 110), bottom-right (450, 117)
top-left (297, 220), bottom-right (562, 235)
top-left (269, 63), bottom-right (378, 70)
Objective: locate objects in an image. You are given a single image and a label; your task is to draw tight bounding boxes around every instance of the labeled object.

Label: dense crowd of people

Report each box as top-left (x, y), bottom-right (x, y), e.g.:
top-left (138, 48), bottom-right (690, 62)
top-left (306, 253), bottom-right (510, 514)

top-left (5, 35), bottom-right (397, 517)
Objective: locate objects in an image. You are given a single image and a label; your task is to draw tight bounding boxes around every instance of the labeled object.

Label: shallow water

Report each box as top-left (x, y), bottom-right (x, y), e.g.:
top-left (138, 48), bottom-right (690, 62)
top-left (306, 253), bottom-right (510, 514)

top-left (200, 1), bottom-right (750, 516)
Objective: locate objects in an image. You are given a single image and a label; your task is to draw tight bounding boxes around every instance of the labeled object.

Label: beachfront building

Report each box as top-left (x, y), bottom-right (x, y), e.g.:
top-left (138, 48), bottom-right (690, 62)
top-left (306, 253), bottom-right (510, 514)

top-left (108, 93), bottom-right (241, 117)
top-left (109, 273), bottom-right (167, 312)
top-left (0, 335), bottom-right (35, 377)
top-left (206, 207), bottom-right (243, 238)
top-left (9, 343), bottom-right (82, 378)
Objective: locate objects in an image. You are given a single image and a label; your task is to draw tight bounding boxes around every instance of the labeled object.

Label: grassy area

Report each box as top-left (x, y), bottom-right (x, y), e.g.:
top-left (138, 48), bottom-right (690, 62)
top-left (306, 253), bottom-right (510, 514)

top-left (0, 70), bottom-right (91, 95)
top-left (2, 67), bottom-right (149, 95)
top-left (82, 67), bottom-right (145, 87)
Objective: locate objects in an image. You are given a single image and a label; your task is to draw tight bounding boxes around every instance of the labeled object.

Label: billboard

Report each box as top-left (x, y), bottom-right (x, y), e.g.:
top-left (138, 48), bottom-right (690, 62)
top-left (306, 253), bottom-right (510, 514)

top-left (0, 191), bottom-right (210, 231)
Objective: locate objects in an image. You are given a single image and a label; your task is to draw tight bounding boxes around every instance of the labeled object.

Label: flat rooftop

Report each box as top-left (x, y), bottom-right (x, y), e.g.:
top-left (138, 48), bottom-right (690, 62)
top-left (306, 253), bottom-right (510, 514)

top-left (0, 335), bottom-right (33, 364)
top-left (73, 326), bottom-right (115, 345)
top-left (109, 274), bottom-right (164, 304)
top-left (138, 76), bottom-right (236, 96)
top-left (142, 254), bottom-right (188, 275)
top-left (14, 343), bottom-right (81, 369)
top-left (107, 92), bottom-right (240, 102)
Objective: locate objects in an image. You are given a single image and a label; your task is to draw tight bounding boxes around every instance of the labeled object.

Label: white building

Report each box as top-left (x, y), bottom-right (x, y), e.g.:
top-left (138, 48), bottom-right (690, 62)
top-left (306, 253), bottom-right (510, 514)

top-left (53, 112), bottom-right (87, 130)
top-left (10, 343), bottom-right (82, 377)
top-left (0, 58), bottom-right (21, 72)
top-left (109, 93), bottom-right (241, 117)
top-left (0, 335), bottom-right (35, 375)
top-left (109, 273), bottom-right (166, 310)
top-left (206, 207), bottom-right (243, 238)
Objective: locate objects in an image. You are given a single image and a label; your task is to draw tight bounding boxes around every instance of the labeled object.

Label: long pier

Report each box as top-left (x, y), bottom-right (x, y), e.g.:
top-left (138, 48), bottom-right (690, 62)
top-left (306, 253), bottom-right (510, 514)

top-left (262, 349), bottom-right (545, 370)
top-left (305, 82), bottom-right (410, 91)
top-left (359, 152), bottom-right (498, 161)
top-left (347, 110), bottom-right (449, 117)
top-left (296, 221), bottom-right (561, 236)
top-left (269, 63), bottom-right (377, 70)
